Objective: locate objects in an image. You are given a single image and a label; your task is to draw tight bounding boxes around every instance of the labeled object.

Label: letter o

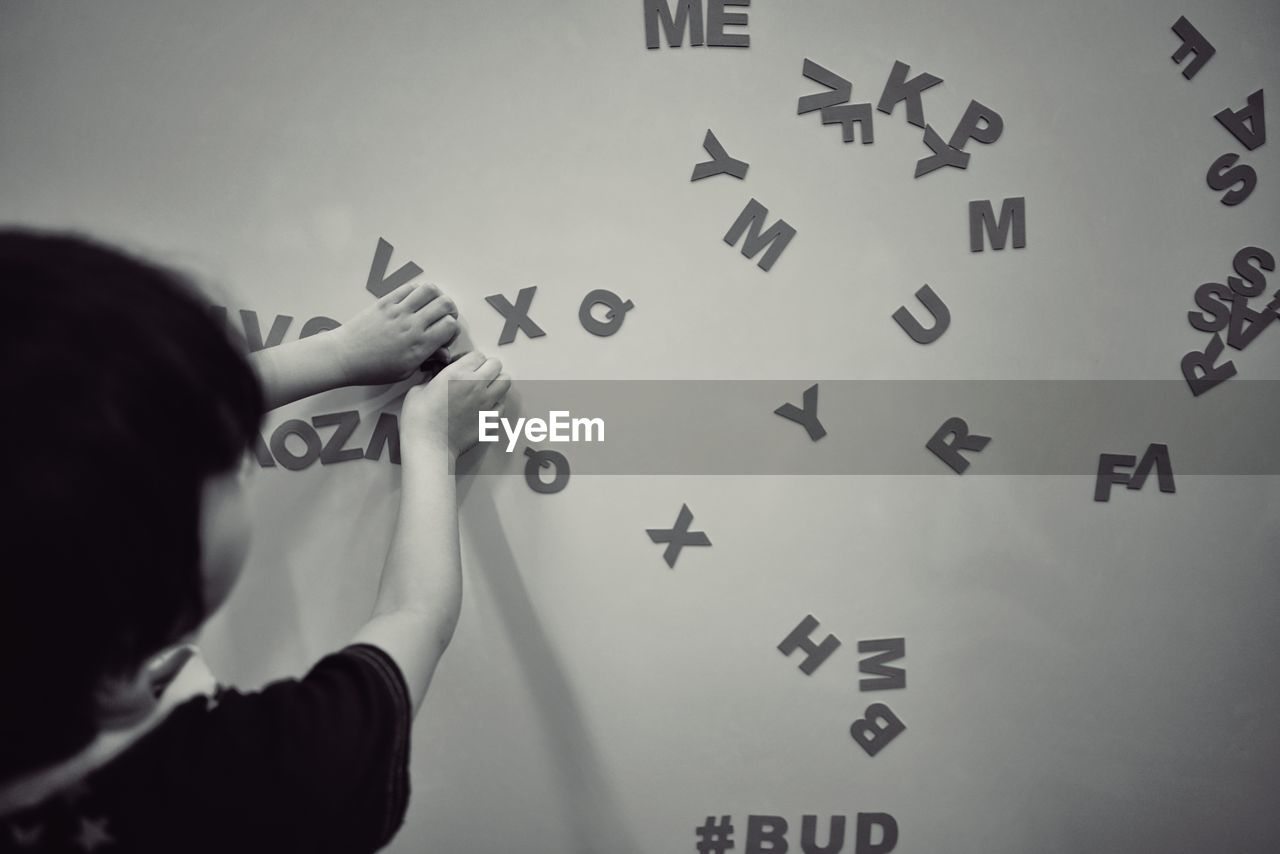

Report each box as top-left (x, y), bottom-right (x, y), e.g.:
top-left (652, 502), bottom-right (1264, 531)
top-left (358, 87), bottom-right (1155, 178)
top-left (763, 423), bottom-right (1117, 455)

top-left (270, 419), bottom-right (322, 471)
top-left (524, 447), bottom-right (570, 494)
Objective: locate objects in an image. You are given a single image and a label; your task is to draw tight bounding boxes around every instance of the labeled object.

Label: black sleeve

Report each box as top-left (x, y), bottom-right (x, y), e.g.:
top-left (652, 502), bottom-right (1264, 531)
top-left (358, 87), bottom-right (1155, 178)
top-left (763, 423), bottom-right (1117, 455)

top-left (139, 643), bottom-right (413, 853)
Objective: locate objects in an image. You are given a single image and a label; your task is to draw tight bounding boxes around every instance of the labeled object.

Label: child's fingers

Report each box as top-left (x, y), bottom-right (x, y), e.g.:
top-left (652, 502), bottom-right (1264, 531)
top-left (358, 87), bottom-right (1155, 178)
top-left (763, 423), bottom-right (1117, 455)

top-left (418, 341), bottom-right (469, 373)
top-left (474, 357), bottom-right (502, 384)
top-left (447, 350), bottom-right (486, 375)
top-left (415, 295), bottom-right (458, 327)
top-left (402, 282), bottom-right (442, 313)
top-left (424, 315), bottom-right (459, 349)
top-left (489, 374), bottom-right (512, 401)
top-left (420, 343), bottom-right (450, 367)
top-left (419, 352), bottom-right (449, 378)
top-left (380, 282), bottom-right (418, 306)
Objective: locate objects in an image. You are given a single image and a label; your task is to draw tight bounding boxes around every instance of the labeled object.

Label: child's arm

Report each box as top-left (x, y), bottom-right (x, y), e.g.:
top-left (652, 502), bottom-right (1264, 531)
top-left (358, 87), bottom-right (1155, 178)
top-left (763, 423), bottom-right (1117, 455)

top-left (352, 351), bottom-right (509, 714)
top-left (251, 282), bottom-right (459, 410)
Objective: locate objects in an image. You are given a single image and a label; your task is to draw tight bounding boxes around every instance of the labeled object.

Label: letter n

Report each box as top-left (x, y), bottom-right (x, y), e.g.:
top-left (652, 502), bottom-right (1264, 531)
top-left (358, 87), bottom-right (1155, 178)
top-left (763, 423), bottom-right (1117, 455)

top-left (364, 412), bottom-right (401, 465)
top-left (724, 198), bottom-right (796, 272)
top-left (969, 197), bottom-right (1026, 252)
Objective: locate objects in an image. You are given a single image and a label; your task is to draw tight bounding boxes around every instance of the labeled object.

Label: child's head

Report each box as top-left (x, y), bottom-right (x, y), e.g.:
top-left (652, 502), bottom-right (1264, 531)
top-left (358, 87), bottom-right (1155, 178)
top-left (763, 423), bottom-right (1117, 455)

top-left (0, 229), bottom-right (265, 781)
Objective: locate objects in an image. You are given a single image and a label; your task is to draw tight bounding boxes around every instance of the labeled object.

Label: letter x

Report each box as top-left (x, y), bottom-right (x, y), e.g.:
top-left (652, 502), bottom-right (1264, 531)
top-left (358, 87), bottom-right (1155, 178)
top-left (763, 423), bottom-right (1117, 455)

top-left (485, 286), bottom-right (547, 345)
top-left (646, 503), bottom-right (712, 568)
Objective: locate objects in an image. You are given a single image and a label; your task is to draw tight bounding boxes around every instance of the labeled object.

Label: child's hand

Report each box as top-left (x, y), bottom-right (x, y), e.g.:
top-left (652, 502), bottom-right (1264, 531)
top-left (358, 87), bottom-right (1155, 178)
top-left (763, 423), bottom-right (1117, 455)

top-left (334, 282), bottom-right (460, 386)
top-left (401, 351), bottom-right (510, 460)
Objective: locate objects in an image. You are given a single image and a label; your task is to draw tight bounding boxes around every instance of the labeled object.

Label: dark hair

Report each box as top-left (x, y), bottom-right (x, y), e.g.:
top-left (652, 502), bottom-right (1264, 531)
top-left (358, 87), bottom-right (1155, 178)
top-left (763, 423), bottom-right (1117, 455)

top-left (0, 229), bottom-right (265, 782)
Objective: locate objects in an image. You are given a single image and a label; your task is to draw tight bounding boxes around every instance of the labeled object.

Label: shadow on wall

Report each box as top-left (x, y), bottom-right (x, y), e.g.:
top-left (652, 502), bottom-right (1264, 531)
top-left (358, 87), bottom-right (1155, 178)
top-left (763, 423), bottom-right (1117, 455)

top-left (456, 452), bottom-right (639, 854)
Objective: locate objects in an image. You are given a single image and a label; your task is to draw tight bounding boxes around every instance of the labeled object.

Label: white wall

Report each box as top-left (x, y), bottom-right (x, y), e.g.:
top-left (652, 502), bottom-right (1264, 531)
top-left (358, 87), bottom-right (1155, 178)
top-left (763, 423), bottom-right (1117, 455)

top-left (3, 1), bottom-right (1278, 851)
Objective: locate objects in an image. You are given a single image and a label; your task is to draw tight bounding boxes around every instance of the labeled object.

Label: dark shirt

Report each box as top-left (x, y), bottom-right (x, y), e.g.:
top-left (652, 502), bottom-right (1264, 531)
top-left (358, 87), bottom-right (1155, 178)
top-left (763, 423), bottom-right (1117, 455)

top-left (0, 644), bottom-right (411, 853)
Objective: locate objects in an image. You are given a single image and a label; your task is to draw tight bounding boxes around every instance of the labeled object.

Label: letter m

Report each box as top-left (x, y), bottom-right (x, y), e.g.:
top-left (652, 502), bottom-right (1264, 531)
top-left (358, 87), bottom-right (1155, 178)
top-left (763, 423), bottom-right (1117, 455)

top-left (967, 198), bottom-right (1029, 252)
top-left (858, 638), bottom-right (906, 691)
top-left (644, 0), bottom-right (704, 49)
top-left (724, 198), bottom-right (796, 272)
top-left (969, 196), bottom-right (1026, 252)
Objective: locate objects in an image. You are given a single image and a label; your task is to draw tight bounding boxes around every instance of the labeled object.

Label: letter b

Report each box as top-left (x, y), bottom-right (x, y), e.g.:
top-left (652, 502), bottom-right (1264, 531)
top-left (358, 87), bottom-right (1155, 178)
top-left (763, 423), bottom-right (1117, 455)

top-left (747, 815), bottom-right (789, 853)
top-left (850, 703), bottom-right (905, 757)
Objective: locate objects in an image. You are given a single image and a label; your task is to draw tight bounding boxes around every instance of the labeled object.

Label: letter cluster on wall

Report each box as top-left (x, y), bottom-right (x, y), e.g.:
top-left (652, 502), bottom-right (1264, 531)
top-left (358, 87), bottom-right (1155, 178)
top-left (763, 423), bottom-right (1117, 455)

top-left (226, 10), bottom-right (1272, 849)
top-left (1169, 17), bottom-right (1273, 395)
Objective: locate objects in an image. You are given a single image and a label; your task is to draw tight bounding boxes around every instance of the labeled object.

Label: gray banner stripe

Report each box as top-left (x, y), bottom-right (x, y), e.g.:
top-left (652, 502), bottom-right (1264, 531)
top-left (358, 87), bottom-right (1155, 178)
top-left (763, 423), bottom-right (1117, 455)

top-left (446, 381), bottom-right (1280, 475)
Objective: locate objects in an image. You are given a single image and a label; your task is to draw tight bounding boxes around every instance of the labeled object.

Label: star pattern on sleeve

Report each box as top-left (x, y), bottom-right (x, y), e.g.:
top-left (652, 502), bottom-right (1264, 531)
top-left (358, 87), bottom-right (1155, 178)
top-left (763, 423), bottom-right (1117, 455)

top-left (74, 815), bottom-right (114, 852)
top-left (8, 822), bottom-right (44, 847)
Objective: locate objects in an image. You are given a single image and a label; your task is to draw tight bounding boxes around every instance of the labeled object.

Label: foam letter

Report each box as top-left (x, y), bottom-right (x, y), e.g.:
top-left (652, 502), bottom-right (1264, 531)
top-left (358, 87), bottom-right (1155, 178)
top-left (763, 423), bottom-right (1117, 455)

top-left (724, 198), bottom-right (796, 272)
top-left (1229, 246), bottom-right (1275, 298)
top-left (856, 813), bottom-right (899, 854)
top-left (1180, 333), bottom-right (1237, 397)
top-left (1226, 293), bottom-right (1277, 350)
top-left (1206, 153), bottom-right (1256, 206)
top-left (1171, 16), bottom-right (1215, 80)
top-left (893, 284), bottom-right (950, 344)
top-left (239, 310), bottom-right (292, 353)
top-left (578, 289), bottom-right (636, 336)
top-left (801, 815), bottom-right (845, 854)
top-left (313, 411), bottom-right (363, 464)
top-left (706, 0), bottom-right (749, 47)
top-left (269, 419), bottom-right (322, 471)
top-left (643, 0), bottom-right (704, 49)
top-left (969, 197), bottom-right (1026, 252)
top-left (524, 447), bottom-right (571, 494)
top-left (364, 412), bottom-right (401, 464)
top-left (858, 638), bottom-right (906, 691)
top-left (646, 504), bottom-right (712, 568)
top-left (778, 614), bottom-right (841, 675)
top-left (1094, 453), bottom-right (1136, 502)
top-left (876, 60), bottom-right (942, 128)
top-left (366, 237), bottom-right (422, 299)
top-left (251, 433), bottom-right (276, 468)
top-left (486, 286), bottom-right (547, 345)
top-left (746, 815), bottom-right (789, 853)
top-left (1128, 443), bottom-right (1176, 495)
top-left (822, 102), bottom-right (875, 143)
top-left (299, 316), bottom-right (342, 338)
top-left (850, 703), bottom-right (905, 757)
top-left (1214, 89), bottom-right (1265, 150)
top-left (691, 129), bottom-right (749, 181)
top-left (774, 384), bottom-right (826, 441)
top-left (1188, 282), bottom-right (1234, 333)
top-left (948, 100), bottom-right (1004, 150)
top-left (914, 124), bottom-right (969, 177)
top-left (798, 59), bottom-right (852, 115)
top-left (926, 416), bottom-right (991, 474)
